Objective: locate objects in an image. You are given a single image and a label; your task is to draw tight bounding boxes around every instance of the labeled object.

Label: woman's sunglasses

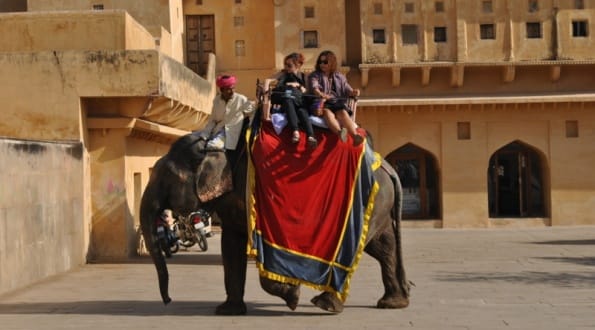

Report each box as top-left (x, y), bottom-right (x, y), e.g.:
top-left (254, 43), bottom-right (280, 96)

top-left (318, 60), bottom-right (329, 65)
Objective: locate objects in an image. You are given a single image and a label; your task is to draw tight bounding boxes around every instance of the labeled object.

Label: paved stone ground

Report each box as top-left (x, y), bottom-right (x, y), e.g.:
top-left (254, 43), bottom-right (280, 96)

top-left (1, 226), bottom-right (595, 329)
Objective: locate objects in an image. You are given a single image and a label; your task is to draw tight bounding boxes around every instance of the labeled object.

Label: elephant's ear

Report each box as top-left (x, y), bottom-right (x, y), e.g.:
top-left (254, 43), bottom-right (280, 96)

top-left (195, 152), bottom-right (233, 202)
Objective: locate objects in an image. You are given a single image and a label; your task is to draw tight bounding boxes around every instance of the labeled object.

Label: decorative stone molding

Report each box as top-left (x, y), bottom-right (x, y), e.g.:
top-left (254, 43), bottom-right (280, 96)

top-left (358, 60), bottom-right (595, 88)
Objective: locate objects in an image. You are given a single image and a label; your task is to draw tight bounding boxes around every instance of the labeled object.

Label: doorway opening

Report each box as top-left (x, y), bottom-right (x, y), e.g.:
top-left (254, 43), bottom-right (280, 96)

top-left (386, 143), bottom-right (441, 219)
top-left (488, 141), bottom-right (547, 217)
top-left (185, 15), bottom-right (215, 77)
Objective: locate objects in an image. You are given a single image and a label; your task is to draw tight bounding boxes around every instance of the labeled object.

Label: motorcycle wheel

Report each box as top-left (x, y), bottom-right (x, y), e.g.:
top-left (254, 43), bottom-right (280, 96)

top-left (180, 239), bottom-right (195, 248)
top-left (170, 241), bottom-right (179, 254)
top-left (195, 231), bottom-right (208, 252)
top-left (159, 238), bottom-right (172, 258)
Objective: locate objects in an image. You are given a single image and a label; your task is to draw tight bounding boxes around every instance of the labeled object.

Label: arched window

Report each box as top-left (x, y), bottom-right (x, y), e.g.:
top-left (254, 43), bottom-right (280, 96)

top-left (386, 143), bottom-right (440, 219)
top-left (488, 141), bottom-right (546, 217)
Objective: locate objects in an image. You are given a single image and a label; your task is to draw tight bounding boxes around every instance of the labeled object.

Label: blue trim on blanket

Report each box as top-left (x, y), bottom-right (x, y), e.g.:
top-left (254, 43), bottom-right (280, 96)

top-left (250, 144), bottom-right (379, 295)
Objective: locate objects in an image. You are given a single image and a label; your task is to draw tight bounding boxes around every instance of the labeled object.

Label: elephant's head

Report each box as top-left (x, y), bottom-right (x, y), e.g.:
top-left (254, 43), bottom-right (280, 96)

top-left (140, 133), bottom-right (234, 305)
top-left (162, 134), bottom-right (233, 204)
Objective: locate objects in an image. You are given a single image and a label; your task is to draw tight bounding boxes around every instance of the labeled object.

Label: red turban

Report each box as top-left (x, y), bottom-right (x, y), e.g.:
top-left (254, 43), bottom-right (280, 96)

top-left (216, 75), bottom-right (237, 89)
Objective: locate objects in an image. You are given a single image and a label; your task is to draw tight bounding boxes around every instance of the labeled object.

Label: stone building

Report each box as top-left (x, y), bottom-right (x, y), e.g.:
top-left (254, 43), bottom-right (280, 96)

top-left (1, 0), bottom-right (595, 296)
top-left (186, 0), bottom-right (595, 229)
top-left (0, 0), bottom-right (215, 296)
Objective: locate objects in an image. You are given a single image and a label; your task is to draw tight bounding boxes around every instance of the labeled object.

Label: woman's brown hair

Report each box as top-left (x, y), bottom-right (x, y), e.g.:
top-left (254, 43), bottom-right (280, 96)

top-left (284, 52), bottom-right (305, 68)
top-left (315, 50), bottom-right (337, 73)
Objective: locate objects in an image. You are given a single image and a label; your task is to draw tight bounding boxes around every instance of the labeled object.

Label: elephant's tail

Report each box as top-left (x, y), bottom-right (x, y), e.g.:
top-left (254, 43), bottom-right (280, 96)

top-left (140, 183), bottom-right (172, 305)
top-left (389, 165), bottom-right (411, 298)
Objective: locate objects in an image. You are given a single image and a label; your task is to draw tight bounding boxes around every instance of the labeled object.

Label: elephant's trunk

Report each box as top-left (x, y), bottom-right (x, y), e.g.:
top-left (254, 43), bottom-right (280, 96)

top-left (141, 226), bottom-right (172, 305)
top-left (154, 253), bottom-right (172, 304)
top-left (140, 183), bottom-right (172, 305)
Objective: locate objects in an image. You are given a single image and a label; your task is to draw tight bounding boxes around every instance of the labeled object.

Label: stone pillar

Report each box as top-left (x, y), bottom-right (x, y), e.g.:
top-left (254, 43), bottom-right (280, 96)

top-left (455, 2), bottom-right (468, 62)
top-left (505, 0), bottom-right (515, 61)
top-left (392, 0), bottom-right (399, 62)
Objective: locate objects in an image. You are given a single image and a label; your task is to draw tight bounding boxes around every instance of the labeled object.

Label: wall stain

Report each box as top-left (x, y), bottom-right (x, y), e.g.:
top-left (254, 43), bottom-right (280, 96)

top-left (11, 142), bottom-right (47, 155)
top-left (66, 143), bottom-right (83, 160)
top-left (52, 51), bottom-right (66, 91)
top-left (86, 51), bottom-right (123, 66)
top-left (7, 140), bottom-right (82, 160)
top-left (85, 51), bottom-right (150, 66)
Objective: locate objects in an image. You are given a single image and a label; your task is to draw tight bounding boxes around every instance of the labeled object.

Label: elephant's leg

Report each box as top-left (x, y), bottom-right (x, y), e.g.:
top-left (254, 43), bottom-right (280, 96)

top-left (364, 227), bottom-right (409, 309)
top-left (215, 225), bottom-right (248, 315)
top-left (142, 228), bottom-right (171, 305)
top-left (259, 276), bottom-right (300, 310)
top-left (310, 291), bottom-right (344, 313)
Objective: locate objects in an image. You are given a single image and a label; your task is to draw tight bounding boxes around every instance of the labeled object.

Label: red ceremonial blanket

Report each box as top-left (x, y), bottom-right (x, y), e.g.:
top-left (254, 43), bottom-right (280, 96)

top-left (247, 121), bottom-right (381, 299)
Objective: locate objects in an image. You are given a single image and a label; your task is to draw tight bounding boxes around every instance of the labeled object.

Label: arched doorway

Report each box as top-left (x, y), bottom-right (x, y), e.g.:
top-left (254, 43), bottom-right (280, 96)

top-left (386, 143), bottom-right (440, 219)
top-left (488, 141), bottom-right (546, 217)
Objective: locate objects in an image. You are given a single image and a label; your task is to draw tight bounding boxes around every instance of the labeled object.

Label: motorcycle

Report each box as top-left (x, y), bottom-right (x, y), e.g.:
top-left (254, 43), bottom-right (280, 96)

top-left (155, 210), bottom-right (180, 258)
top-left (175, 209), bottom-right (212, 252)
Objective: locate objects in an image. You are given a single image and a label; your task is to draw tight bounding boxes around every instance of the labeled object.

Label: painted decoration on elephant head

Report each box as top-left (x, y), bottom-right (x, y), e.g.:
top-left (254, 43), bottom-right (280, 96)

top-left (195, 152), bottom-right (233, 202)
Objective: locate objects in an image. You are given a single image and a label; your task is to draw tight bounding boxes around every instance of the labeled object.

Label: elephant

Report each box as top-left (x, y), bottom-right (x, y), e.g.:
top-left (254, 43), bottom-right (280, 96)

top-left (139, 126), bottom-right (410, 315)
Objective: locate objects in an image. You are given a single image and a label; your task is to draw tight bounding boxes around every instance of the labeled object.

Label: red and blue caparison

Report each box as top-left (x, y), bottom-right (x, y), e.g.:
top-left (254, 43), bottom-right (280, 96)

top-left (247, 121), bottom-right (381, 300)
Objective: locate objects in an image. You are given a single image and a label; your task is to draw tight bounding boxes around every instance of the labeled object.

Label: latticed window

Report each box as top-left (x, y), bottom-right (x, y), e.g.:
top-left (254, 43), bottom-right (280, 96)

top-left (304, 6), bottom-right (315, 18)
top-left (572, 20), bottom-right (588, 37)
top-left (233, 16), bottom-right (244, 27)
top-left (482, 1), bottom-right (493, 13)
top-left (435, 1), bottom-right (444, 12)
top-left (374, 2), bottom-right (383, 15)
top-left (434, 26), bottom-right (447, 42)
top-left (303, 30), bottom-right (318, 48)
top-left (235, 40), bottom-right (245, 56)
top-left (566, 120), bottom-right (579, 138)
top-left (373, 29), bottom-right (386, 43)
top-left (402, 24), bottom-right (418, 44)
top-left (457, 122), bottom-right (471, 140)
top-left (528, 0), bottom-right (539, 12)
top-left (405, 2), bottom-right (414, 13)
top-left (526, 22), bottom-right (542, 38)
top-left (480, 24), bottom-right (495, 39)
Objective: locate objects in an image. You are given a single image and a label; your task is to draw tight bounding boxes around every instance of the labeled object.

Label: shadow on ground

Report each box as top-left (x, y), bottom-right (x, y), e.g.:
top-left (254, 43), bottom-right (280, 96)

top-left (0, 300), bottom-right (330, 317)
top-left (92, 253), bottom-right (222, 266)
top-left (434, 271), bottom-right (595, 287)
top-left (536, 256), bottom-right (595, 266)
top-left (530, 239), bottom-right (595, 245)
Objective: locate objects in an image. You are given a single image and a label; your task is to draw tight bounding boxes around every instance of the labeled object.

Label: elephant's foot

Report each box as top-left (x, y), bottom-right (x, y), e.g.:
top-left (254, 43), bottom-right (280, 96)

top-left (377, 294), bottom-right (409, 309)
top-left (259, 277), bottom-right (300, 311)
top-left (283, 284), bottom-right (300, 311)
top-left (215, 300), bottom-right (247, 315)
top-left (310, 292), bottom-right (344, 313)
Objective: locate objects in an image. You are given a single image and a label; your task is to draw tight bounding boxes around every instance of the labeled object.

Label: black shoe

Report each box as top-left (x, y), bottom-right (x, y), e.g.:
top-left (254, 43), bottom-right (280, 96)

top-left (307, 136), bottom-right (318, 149)
top-left (215, 300), bottom-right (247, 315)
top-left (352, 133), bottom-right (364, 147)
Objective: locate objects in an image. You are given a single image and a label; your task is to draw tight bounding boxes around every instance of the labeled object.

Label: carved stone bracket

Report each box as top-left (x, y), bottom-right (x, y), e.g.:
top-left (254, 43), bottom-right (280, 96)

top-left (358, 60), bottom-right (593, 89)
top-left (392, 67), bottom-right (401, 87)
top-left (503, 66), bottom-right (515, 83)
top-left (550, 65), bottom-right (561, 81)
top-left (450, 65), bottom-right (464, 87)
top-left (421, 67), bottom-right (431, 86)
top-left (361, 68), bottom-right (369, 88)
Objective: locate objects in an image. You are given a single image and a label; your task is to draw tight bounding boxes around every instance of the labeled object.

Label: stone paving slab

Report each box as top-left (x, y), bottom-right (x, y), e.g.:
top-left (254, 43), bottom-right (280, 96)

top-left (1, 226), bottom-right (595, 329)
